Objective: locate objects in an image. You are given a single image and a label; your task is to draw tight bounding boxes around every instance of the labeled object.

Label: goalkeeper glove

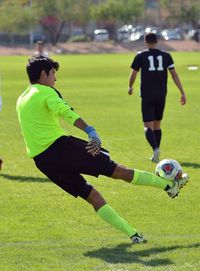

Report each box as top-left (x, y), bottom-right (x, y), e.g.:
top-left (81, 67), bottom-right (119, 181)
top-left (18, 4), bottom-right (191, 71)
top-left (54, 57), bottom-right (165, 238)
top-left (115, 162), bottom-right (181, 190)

top-left (85, 126), bottom-right (101, 156)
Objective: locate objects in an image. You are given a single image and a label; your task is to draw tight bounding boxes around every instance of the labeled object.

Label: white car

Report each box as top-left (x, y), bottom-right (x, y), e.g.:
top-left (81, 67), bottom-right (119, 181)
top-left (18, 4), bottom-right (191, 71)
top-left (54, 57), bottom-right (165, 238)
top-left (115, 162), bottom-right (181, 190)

top-left (94, 29), bottom-right (109, 41)
top-left (161, 29), bottom-right (182, 40)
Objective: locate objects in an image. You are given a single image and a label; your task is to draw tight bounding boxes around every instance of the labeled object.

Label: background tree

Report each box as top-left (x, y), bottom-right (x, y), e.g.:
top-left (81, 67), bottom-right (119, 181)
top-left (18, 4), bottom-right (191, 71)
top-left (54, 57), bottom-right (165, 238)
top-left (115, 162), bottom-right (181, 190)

top-left (121, 0), bottom-right (144, 25)
top-left (34, 0), bottom-right (68, 46)
top-left (91, 0), bottom-right (143, 40)
top-left (0, 0), bottom-right (199, 45)
top-left (0, 0), bottom-right (38, 44)
top-left (35, 0), bottom-right (94, 45)
top-left (179, 1), bottom-right (200, 28)
top-left (93, 0), bottom-right (122, 40)
top-left (69, 0), bottom-right (93, 36)
top-left (160, 0), bottom-right (200, 28)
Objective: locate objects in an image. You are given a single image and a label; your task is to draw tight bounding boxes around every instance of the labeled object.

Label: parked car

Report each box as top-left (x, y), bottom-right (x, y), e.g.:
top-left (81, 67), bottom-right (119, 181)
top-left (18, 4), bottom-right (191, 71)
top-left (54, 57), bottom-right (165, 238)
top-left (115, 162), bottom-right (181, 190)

top-left (145, 26), bottom-right (161, 37)
top-left (129, 30), bottom-right (145, 41)
top-left (93, 29), bottom-right (109, 42)
top-left (187, 28), bottom-right (200, 42)
top-left (117, 25), bottom-right (132, 41)
top-left (129, 25), bottom-right (145, 41)
top-left (161, 29), bottom-right (182, 40)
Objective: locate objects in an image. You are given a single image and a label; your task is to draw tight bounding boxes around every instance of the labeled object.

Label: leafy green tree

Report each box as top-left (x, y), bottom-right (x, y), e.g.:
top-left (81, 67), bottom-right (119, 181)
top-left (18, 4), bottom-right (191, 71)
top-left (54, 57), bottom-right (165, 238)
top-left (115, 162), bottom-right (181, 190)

top-left (91, 0), bottom-right (123, 39)
top-left (0, 0), bottom-right (38, 43)
top-left (121, 0), bottom-right (144, 24)
top-left (180, 1), bottom-right (200, 28)
top-left (34, 0), bottom-right (66, 45)
top-left (160, 0), bottom-right (200, 27)
top-left (69, 0), bottom-right (93, 35)
top-left (91, 0), bottom-right (143, 40)
top-left (35, 0), bottom-right (93, 45)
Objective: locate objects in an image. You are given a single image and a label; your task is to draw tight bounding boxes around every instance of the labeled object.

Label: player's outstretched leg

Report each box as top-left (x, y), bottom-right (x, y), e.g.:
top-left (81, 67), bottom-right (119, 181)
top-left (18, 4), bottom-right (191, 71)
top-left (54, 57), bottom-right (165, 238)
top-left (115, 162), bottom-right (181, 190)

top-left (86, 188), bottom-right (147, 244)
top-left (111, 165), bottom-right (188, 198)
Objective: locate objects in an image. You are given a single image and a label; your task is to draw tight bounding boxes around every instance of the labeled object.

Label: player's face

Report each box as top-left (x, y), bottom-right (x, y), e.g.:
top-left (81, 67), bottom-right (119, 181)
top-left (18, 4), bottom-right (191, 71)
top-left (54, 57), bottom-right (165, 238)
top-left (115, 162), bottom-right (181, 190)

top-left (38, 44), bottom-right (44, 52)
top-left (44, 68), bottom-right (56, 87)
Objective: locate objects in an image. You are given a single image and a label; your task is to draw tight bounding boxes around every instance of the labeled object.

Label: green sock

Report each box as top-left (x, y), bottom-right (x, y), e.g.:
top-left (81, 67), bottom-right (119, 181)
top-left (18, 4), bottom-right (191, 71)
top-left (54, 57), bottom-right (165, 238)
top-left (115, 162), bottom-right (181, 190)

top-left (131, 169), bottom-right (173, 190)
top-left (97, 204), bottom-right (137, 238)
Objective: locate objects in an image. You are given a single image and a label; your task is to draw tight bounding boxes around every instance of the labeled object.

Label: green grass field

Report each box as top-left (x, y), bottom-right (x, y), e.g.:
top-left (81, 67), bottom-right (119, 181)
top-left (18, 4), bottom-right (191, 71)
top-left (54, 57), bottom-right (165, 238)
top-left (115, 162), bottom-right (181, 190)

top-left (0, 52), bottom-right (200, 271)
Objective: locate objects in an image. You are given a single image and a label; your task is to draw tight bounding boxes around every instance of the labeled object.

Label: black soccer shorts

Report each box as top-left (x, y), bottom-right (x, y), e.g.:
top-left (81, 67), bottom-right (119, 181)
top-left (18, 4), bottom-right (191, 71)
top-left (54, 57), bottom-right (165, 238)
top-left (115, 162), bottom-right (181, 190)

top-left (33, 136), bottom-right (116, 199)
top-left (141, 97), bottom-right (166, 122)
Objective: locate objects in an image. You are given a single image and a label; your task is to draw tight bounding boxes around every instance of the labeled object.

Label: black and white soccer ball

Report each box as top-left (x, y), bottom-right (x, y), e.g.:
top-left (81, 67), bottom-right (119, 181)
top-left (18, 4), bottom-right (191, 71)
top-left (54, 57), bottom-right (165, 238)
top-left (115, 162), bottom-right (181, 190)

top-left (155, 159), bottom-right (183, 180)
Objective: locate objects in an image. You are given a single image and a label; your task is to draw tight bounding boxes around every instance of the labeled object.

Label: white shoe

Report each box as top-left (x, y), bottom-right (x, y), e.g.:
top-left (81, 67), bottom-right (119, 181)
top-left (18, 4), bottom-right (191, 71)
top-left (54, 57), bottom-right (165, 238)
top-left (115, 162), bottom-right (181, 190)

top-left (150, 148), bottom-right (160, 163)
top-left (166, 173), bottom-right (189, 198)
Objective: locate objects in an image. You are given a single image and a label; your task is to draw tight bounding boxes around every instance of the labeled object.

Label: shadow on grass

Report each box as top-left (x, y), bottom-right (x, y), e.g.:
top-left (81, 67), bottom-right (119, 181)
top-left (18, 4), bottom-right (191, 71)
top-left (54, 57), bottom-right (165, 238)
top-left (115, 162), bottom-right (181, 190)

top-left (0, 173), bottom-right (49, 183)
top-left (181, 162), bottom-right (200, 169)
top-left (85, 242), bottom-right (200, 266)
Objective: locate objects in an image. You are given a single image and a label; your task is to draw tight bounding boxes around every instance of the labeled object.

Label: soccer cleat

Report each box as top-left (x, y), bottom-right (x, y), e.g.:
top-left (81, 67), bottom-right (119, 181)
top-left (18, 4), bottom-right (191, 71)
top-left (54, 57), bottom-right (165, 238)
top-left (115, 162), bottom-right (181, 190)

top-left (130, 232), bottom-right (147, 244)
top-left (166, 173), bottom-right (189, 198)
top-left (166, 182), bottom-right (179, 198)
top-left (150, 148), bottom-right (160, 163)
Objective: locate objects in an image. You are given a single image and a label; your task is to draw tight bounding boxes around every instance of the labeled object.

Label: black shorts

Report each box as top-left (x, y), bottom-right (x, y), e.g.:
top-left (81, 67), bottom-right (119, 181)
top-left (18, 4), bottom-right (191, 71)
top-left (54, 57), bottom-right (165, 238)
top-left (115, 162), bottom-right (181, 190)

top-left (33, 136), bottom-right (117, 199)
top-left (141, 97), bottom-right (166, 122)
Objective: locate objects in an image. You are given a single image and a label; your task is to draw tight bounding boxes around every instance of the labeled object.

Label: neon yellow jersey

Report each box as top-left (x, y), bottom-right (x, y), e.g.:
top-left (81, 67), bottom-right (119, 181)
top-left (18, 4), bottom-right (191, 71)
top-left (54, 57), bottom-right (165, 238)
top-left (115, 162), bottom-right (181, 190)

top-left (16, 84), bottom-right (80, 158)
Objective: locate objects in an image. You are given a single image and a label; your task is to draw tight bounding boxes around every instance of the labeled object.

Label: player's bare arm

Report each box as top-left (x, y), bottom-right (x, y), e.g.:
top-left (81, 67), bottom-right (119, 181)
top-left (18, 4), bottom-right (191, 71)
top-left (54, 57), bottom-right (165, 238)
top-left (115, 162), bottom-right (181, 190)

top-left (170, 68), bottom-right (186, 105)
top-left (73, 117), bottom-right (88, 131)
top-left (128, 69), bottom-right (138, 95)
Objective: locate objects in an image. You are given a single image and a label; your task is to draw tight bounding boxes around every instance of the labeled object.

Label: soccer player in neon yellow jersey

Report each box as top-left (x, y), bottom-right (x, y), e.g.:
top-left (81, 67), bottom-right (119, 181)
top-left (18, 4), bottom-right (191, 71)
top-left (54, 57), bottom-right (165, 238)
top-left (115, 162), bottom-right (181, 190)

top-left (16, 57), bottom-right (189, 244)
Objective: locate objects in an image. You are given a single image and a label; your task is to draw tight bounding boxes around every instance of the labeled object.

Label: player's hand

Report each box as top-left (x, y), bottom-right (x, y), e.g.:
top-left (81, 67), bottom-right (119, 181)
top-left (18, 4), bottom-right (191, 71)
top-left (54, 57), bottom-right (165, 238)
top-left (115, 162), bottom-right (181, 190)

top-left (128, 87), bottom-right (133, 95)
top-left (86, 137), bottom-right (101, 156)
top-left (180, 94), bottom-right (186, 105)
top-left (85, 126), bottom-right (101, 156)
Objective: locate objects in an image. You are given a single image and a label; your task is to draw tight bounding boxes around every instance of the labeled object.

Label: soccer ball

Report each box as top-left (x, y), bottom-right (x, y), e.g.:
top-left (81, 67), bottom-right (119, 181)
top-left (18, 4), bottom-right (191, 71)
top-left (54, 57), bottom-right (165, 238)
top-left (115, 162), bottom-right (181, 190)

top-left (155, 159), bottom-right (183, 180)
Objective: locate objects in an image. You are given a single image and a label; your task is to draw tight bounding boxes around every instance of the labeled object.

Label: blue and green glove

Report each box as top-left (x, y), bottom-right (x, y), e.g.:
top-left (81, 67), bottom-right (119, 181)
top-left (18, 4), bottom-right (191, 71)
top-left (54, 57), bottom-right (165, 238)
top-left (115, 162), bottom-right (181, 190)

top-left (85, 126), bottom-right (101, 156)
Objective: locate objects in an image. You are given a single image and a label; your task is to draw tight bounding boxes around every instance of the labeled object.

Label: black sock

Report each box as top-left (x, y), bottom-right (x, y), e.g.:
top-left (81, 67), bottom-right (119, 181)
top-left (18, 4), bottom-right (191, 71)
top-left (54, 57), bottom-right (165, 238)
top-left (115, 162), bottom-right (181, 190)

top-left (144, 128), bottom-right (158, 150)
top-left (154, 129), bottom-right (162, 148)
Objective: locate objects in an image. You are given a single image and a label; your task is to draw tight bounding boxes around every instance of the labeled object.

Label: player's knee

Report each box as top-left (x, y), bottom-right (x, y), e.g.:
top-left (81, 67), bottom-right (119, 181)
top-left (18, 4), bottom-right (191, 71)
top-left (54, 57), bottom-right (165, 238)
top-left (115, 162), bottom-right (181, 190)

top-left (111, 165), bottom-right (133, 182)
top-left (86, 188), bottom-right (106, 211)
top-left (144, 127), bottom-right (152, 135)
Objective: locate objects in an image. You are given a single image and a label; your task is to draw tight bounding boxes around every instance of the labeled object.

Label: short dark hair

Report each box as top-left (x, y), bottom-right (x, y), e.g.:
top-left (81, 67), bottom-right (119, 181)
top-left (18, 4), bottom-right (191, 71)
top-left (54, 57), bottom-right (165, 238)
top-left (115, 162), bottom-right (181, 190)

top-left (37, 40), bottom-right (44, 45)
top-left (144, 33), bottom-right (158, 43)
top-left (26, 57), bottom-right (59, 84)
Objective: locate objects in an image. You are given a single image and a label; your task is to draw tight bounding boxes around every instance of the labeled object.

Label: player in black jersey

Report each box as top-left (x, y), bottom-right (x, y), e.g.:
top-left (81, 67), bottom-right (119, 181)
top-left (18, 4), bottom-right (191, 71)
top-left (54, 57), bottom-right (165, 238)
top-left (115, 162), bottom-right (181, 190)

top-left (128, 33), bottom-right (186, 162)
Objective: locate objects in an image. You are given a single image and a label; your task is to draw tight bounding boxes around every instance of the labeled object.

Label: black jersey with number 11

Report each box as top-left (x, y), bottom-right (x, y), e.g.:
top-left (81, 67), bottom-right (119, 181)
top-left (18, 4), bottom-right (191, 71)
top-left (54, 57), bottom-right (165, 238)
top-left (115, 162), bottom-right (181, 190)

top-left (131, 48), bottom-right (174, 99)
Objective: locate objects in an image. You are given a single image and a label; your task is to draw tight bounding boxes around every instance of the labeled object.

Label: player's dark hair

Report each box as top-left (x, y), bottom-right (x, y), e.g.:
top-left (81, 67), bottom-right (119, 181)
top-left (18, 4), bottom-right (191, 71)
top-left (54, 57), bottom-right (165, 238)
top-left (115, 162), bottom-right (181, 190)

top-left (144, 33), bottom-right (158, 43)
top-left (37, 40), bottom-right (44, 45)
top-left (26, 56), bottom-right (59, 84)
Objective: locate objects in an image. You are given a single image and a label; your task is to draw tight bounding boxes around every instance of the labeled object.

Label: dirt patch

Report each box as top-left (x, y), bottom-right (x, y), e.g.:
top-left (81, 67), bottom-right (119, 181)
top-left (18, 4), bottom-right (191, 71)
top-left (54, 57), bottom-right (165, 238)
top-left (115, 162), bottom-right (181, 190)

top-left (0, 40), bottom-right (199, 56)
top-left (57, 40), bottom-right (200, 54)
